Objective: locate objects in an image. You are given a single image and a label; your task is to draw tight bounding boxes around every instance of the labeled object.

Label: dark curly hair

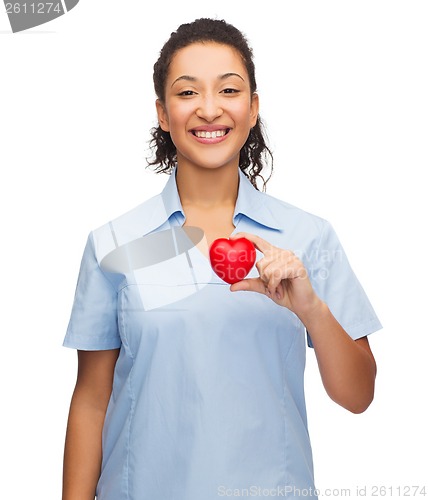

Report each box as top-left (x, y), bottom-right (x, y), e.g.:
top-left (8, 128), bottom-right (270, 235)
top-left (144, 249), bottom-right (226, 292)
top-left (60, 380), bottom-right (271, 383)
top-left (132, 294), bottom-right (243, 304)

top-left (146, 18), bottom-right (273, 192)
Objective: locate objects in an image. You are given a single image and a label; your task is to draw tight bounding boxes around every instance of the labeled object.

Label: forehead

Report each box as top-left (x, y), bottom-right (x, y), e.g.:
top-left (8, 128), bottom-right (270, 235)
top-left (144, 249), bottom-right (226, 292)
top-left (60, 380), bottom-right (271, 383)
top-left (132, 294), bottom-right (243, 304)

top-left (168, 42), bottom-right (248, 81)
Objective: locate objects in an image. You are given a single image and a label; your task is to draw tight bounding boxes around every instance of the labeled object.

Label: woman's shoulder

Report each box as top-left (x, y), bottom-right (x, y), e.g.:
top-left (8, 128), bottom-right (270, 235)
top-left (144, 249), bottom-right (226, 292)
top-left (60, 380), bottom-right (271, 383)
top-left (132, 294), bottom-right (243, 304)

top-left (259, 189), bottom-right (331, 234)
top-left (90, 192), bottom-right (165, 246)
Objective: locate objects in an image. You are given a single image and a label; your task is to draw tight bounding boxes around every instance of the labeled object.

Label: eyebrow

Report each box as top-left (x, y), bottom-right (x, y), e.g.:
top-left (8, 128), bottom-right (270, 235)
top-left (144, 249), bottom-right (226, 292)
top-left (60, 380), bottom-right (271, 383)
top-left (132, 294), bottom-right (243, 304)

top-left (171, 72), bottom-right (245, 88)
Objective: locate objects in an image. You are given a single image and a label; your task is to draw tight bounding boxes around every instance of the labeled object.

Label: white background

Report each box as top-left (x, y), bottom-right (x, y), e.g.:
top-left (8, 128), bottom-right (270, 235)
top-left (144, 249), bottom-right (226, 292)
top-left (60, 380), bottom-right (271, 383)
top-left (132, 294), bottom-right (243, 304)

top-left (1, 1), bottom-right (427, 498)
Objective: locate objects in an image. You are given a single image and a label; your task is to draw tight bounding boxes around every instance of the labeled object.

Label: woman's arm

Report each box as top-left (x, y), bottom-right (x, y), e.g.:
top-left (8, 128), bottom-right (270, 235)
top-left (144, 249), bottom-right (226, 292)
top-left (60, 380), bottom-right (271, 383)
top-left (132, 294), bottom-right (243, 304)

top-left (300, 302), bottom-right (377, 413)
top-left (62, 349), bottom-right (120, 500)
top-left (229, 232), bottom-right (377, 414)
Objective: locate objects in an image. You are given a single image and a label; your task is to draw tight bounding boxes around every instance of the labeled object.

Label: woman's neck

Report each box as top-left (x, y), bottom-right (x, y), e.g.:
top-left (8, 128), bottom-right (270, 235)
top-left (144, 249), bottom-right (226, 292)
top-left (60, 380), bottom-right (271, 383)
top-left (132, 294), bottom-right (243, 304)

top-left (175, 163), bottom-right (239, 210)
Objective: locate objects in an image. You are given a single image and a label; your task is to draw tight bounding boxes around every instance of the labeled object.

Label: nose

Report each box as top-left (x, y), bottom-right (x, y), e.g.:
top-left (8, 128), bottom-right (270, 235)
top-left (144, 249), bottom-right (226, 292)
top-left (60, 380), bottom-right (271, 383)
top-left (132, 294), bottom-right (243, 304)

top-left (196, 94), bottom-right (223, 122)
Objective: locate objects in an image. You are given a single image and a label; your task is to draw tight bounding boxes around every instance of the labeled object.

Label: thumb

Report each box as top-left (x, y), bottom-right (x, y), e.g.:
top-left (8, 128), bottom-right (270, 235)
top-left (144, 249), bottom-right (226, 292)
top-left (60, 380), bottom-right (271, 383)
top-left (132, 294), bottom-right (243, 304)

top-left (230, 277), bottom-right (266, 294)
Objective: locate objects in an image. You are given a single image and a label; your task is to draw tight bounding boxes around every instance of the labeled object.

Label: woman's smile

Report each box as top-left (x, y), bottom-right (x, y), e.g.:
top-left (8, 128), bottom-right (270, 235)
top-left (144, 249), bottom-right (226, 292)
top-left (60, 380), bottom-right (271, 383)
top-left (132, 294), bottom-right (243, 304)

top-left (190, 125), bottom-right (231, 143)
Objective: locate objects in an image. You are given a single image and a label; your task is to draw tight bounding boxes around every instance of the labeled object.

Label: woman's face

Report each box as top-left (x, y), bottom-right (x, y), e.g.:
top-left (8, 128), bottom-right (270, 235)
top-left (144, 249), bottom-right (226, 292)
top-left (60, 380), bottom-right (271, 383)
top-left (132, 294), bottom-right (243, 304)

top-left (156, 42), bottom-right (259, 172)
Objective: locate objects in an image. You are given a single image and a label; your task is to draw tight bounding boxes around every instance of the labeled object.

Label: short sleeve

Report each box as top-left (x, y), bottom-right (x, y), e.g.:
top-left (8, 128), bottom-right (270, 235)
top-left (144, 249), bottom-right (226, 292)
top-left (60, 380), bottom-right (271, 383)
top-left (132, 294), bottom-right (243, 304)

top-left (63, 232), bottom-right (121, 350)
top-left (306, 221), bottom-right (382, 348)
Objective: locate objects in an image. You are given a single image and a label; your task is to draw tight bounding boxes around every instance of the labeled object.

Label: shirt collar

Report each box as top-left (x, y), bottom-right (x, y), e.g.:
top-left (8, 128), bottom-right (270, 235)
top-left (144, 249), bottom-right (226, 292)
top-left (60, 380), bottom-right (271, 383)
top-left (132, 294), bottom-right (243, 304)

top-left (154, 166), bottom-right (282, 232)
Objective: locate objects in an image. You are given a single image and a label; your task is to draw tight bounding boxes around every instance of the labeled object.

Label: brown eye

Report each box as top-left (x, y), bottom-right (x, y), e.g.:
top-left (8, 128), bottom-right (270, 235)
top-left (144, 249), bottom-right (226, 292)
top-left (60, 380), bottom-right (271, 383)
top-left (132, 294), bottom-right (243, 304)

top-left (178, 90), bottom-right (196, 96)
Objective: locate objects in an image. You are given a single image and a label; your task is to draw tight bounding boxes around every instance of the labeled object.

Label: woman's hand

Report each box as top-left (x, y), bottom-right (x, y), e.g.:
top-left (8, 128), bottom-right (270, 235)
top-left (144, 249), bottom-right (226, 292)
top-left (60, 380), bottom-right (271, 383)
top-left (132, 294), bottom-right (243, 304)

top-left (229, 232), bottom-right (323, 321)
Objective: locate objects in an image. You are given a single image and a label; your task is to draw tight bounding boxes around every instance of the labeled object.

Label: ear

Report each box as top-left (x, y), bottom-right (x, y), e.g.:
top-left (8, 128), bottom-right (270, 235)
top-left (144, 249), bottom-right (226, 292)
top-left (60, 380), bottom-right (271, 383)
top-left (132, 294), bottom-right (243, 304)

top-left (250, 92), bottom-right (260, 128)
top-left (156, 99), bottom-right (170, 132)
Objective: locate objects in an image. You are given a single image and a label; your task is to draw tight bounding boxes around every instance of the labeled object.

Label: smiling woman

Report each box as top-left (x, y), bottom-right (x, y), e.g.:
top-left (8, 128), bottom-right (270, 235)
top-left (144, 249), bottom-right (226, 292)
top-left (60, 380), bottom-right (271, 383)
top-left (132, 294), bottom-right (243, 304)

top-left (62, 17), bottom-right (382, 500)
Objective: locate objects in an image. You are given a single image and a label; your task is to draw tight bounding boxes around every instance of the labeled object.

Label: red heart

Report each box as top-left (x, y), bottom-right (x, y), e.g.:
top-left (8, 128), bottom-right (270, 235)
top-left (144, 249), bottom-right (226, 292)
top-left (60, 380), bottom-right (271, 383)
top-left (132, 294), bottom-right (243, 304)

top-left (209, 237), bottom-right (256, 284)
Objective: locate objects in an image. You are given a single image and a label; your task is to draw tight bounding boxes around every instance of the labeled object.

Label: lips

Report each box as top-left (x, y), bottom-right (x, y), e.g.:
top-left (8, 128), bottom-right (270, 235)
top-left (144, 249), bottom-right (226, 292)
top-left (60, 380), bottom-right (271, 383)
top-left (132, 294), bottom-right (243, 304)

top-left (192, 129), bottom-right (229, 139)
top-left (190, 126), bottom-right (231, 143)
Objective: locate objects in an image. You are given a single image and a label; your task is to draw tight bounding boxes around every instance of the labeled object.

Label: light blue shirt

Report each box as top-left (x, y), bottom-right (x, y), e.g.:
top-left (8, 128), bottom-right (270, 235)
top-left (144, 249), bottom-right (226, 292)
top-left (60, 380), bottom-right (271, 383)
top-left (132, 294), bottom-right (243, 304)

top-left (64, 166), bottom-right (382, 500)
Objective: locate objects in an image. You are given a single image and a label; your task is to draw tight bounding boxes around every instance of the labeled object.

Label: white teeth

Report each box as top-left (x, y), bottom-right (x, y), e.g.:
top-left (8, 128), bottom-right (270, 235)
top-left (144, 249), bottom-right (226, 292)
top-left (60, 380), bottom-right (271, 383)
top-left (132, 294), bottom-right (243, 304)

top-left (194, 129), bottom-right (227, 138)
